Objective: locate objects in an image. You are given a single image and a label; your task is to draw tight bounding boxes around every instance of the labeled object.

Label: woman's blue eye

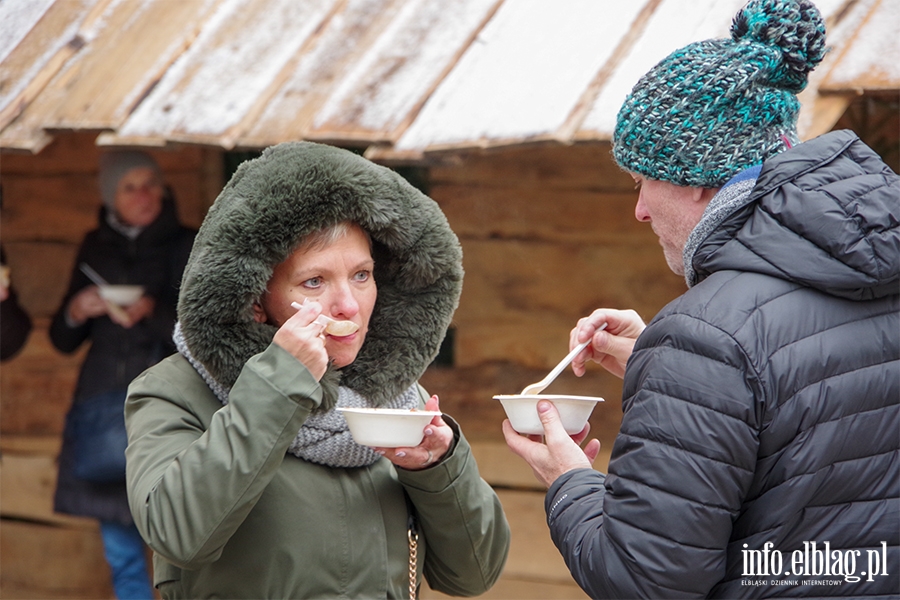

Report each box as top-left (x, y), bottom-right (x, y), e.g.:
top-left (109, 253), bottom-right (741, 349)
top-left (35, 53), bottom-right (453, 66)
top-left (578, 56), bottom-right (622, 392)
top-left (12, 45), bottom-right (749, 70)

top-left (353, 271), bottom-right (370, 282)
top-left (303, 277), bottom-right (323, 288)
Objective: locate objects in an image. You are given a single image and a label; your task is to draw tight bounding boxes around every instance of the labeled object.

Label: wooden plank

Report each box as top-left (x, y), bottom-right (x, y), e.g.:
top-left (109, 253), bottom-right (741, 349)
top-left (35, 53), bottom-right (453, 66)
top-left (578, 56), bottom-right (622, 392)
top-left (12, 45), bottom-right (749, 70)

top-left (797, 92), bottom-right (853, 140)
top-left (0, 0), bottom-right (57, 65)
top-left (306, 0), bottom-right (501, 145)
top-left (111, 0), bottom-right (339, 147)
top-left (0, 434), bottom-right (61, 455)
top-left (558, 0), bottom-right (663, 141)
top-left (428, 142), bottom-right (634, 191)
top-left (43, 0), bottom-right (225, 130)
top-left (239, 0), bottom-right (408, 148)
top-left (0, 130), bottom-right (102, 175)
top-left (436, 186), bottom-right (647, 244)
top-left (497, 489), bottom-right (583, 583)
top-left (451, 238), bottom-right (683, 368)
top-left (1, 132), bottom-right (216, 232)
top-left (577, 0), bottom-right (747, 139)
top-left (471, 440), bottom-right (613, 490)
top-left (820, 0), bottom-right (898, 91)
top-left (0, 323), bottom-right (83, 435)
top-left (0, 123), bottom-right (54, 154)
top-left (392, 0), bottom-right (647, 152)
top-left (0, 452), bottom-right (93, 528)
top-left (0, 0), bottom-right (98, 131)
top-left (0, 519), bottom-right (113, 599)
top-left (0, 174), bottom-right (102, 242)
top-left (2, 242), bottom-right (79, 317)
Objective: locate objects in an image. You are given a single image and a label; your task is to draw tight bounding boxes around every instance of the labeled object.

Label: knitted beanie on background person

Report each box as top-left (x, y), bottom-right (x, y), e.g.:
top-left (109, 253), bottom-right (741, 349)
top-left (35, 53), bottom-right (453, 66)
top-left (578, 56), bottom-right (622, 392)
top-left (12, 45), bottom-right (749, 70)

top-left (613, 0), bottom-right (827, 188)
top-left (98, 150), bottom-right (161, 209)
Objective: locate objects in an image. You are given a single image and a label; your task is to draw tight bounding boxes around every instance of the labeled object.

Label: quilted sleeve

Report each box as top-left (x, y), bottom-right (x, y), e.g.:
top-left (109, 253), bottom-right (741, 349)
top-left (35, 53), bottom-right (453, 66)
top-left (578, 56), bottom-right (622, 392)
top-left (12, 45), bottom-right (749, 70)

top-left (546, 312), bottom-right (762, 598)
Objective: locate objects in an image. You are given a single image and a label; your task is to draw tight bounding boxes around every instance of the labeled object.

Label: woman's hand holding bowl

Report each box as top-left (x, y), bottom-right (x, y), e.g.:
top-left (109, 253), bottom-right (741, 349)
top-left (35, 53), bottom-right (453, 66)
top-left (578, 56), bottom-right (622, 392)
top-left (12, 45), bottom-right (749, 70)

top-left (376, 395), bottom-right (452, 471)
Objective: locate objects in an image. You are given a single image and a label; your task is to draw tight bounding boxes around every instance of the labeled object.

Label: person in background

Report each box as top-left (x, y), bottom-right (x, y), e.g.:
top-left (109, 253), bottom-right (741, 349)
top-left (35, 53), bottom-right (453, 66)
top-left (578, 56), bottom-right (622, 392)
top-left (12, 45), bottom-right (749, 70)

top-left (1, 245), bottom-right (33, 361)
top-left (123, 142), bottom-right (510, 598)
top-left (503, 0), bottom-right (898, 597)
top-left (50, 150), bottom-right (195, 599)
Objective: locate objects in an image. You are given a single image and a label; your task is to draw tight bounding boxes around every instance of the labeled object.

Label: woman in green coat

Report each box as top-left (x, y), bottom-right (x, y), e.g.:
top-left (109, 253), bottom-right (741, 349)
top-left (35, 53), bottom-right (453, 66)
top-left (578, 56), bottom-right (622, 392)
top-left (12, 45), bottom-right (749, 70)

top-left (124, 142), bottom-right (510, 598)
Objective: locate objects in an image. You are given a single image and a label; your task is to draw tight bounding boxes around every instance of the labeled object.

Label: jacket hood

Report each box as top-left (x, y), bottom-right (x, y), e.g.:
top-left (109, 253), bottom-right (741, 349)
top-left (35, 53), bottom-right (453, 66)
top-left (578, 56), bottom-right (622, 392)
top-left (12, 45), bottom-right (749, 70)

top-left (692, 130), bottom-right (900, 300)
top-left (177, 142), bottom-right (463, 405)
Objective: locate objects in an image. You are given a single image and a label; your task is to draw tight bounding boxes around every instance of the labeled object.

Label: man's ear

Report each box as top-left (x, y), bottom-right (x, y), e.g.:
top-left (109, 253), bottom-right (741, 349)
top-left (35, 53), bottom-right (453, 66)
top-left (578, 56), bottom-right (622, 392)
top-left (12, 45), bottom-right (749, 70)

top-left (251, 301), bottom-right (267, 324)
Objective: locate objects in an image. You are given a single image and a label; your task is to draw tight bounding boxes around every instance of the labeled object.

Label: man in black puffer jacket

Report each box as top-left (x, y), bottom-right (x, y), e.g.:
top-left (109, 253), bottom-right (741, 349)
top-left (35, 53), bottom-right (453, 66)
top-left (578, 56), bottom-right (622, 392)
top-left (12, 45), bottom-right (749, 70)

top-left (503, 0), bottom-right (898, 598)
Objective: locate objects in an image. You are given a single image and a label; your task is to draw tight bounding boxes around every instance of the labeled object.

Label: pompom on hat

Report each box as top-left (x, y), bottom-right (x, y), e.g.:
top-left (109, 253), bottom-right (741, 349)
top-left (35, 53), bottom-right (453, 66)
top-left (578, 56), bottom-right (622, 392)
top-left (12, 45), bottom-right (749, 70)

top-left (613, 0), bottom-right (827, 188)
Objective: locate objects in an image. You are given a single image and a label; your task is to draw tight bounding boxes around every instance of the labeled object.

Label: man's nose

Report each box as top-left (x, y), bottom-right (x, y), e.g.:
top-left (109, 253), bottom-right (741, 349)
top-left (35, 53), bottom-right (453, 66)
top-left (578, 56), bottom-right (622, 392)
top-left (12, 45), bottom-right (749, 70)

top-left (634, 196), bottom-right (651, 222)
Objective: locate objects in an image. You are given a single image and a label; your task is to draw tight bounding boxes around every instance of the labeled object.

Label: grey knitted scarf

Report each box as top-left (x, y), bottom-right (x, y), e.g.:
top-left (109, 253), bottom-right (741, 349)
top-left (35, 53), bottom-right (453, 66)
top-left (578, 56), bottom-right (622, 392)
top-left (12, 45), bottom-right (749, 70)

top-left (682, 167), bottom-right (760, 288)
top-left (173, 322), bottom-right (419, 468)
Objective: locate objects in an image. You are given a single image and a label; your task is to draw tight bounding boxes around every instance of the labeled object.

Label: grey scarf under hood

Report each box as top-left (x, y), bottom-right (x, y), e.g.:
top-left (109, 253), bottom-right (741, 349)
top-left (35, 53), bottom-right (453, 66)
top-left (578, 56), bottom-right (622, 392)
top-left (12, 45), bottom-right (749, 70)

top-left (175, 142), bottom-right (463, 461)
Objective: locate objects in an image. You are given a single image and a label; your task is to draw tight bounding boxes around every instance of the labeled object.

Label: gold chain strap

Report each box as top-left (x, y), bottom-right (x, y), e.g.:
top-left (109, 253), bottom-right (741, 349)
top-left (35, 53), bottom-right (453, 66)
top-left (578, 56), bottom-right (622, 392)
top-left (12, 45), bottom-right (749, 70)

top-left (408, 527), bottom-right (419, 599)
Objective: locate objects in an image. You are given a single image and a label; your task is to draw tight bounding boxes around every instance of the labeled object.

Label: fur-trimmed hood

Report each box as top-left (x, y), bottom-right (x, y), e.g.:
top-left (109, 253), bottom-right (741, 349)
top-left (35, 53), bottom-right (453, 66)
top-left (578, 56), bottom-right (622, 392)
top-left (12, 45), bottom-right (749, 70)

top-left (177, 142), bottom-right (462, 406)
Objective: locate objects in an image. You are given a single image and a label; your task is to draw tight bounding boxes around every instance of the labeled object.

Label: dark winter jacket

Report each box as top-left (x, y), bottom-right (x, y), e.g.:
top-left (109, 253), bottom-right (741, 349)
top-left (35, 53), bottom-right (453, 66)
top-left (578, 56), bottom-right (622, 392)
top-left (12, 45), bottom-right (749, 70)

top-left (51, 197), bottom-right (195, 523)
top-left (124, 143), bottom-right (510, 598)
top-left (0, 246), bottom-right (32, 361)
top-left (546, 130), bottom-right (899, 598)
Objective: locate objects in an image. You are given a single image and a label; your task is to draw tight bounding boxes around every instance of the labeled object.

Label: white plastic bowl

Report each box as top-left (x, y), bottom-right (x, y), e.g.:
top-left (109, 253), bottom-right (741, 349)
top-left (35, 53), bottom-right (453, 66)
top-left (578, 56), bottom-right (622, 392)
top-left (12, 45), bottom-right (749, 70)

top-left (99, 285), bottom-right (144, 307)
top-left (337, 407), bottom-right (441, 448)
top-left (494, 394), bottom-right (603, 435)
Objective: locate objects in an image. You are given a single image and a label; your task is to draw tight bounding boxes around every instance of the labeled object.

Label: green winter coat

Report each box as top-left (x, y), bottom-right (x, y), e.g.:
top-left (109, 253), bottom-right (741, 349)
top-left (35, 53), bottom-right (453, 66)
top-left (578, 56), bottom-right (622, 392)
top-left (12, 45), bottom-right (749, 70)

top-left (124, 142), bottom-right (510, 598)
top-left (126, 345), bottom-right (508, 598)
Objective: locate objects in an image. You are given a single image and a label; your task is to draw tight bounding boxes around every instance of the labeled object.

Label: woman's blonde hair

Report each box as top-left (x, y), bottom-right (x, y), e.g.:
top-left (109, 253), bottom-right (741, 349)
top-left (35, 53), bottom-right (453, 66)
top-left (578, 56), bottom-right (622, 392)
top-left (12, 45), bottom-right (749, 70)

top-left (296, 221), bottom-right (372, 254)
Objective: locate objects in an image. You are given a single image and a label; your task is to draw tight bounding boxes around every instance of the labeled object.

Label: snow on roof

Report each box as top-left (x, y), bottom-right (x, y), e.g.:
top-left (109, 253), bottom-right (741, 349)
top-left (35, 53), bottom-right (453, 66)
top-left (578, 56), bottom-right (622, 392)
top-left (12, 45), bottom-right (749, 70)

top-left (306, 0), bottom-right (501, 145)
top-left (0, 0), bottom-right (92, 123)
top-left (577, 0), bottom-right (747, 139)
top-left (0, 0), bottom-right (895, 156)
top-left (115, 0), bottom-right (337, 146)
top-left (394, 0), bottom-right (648, 150)
top-left (0, 0), bottom-right (57, 65)
top-left (820, 0), bottom-right (900, 91)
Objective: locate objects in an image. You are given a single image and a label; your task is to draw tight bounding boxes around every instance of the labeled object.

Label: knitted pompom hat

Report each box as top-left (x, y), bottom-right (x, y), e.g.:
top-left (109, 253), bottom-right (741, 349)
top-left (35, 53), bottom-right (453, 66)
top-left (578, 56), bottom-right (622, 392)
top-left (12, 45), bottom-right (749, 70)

top-left (613, 0), bottom-right (827, 188)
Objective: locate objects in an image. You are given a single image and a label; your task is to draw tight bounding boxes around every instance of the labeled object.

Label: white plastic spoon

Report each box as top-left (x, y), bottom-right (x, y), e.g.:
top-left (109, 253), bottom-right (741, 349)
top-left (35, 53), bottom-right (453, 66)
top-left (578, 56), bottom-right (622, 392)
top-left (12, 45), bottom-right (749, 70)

top-left (520, 323), bottom-right (607, 396)
top-left (290, 301), bottom-right (359, 335)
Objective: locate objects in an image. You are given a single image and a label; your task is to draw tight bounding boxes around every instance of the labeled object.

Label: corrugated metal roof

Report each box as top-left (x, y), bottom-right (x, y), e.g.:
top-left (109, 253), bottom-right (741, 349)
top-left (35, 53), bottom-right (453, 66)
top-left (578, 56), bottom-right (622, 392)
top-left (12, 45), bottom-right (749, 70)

top-left (1, 0), bottom-right (895, 160)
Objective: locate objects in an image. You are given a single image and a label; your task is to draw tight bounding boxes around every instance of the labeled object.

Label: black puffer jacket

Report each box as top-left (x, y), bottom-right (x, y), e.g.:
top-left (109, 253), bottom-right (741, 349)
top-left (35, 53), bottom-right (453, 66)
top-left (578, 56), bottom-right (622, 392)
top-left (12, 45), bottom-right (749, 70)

top-left (51, 197), bottom-right (195, 523)
top-left (547, 131), bottom-right (899, 598)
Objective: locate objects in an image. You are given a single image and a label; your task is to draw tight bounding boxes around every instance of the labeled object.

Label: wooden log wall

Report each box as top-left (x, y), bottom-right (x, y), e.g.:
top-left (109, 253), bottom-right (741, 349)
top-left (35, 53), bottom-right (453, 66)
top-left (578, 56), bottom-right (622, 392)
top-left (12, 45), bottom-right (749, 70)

top-left (422, 142), bottom-right (684, 445)
top-left (419, 143), bottom-right (686, 598)
top-left (0, 132), bottom-right (220, 599)
top-left (1, 133), bottom-right (685, 598)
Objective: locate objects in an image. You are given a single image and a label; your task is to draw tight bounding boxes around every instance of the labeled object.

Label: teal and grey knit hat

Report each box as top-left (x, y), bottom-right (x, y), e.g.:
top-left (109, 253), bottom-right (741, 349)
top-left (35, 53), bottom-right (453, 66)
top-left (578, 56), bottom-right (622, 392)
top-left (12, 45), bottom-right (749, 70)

top-left (613, 0), bottom-right (827, 187)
